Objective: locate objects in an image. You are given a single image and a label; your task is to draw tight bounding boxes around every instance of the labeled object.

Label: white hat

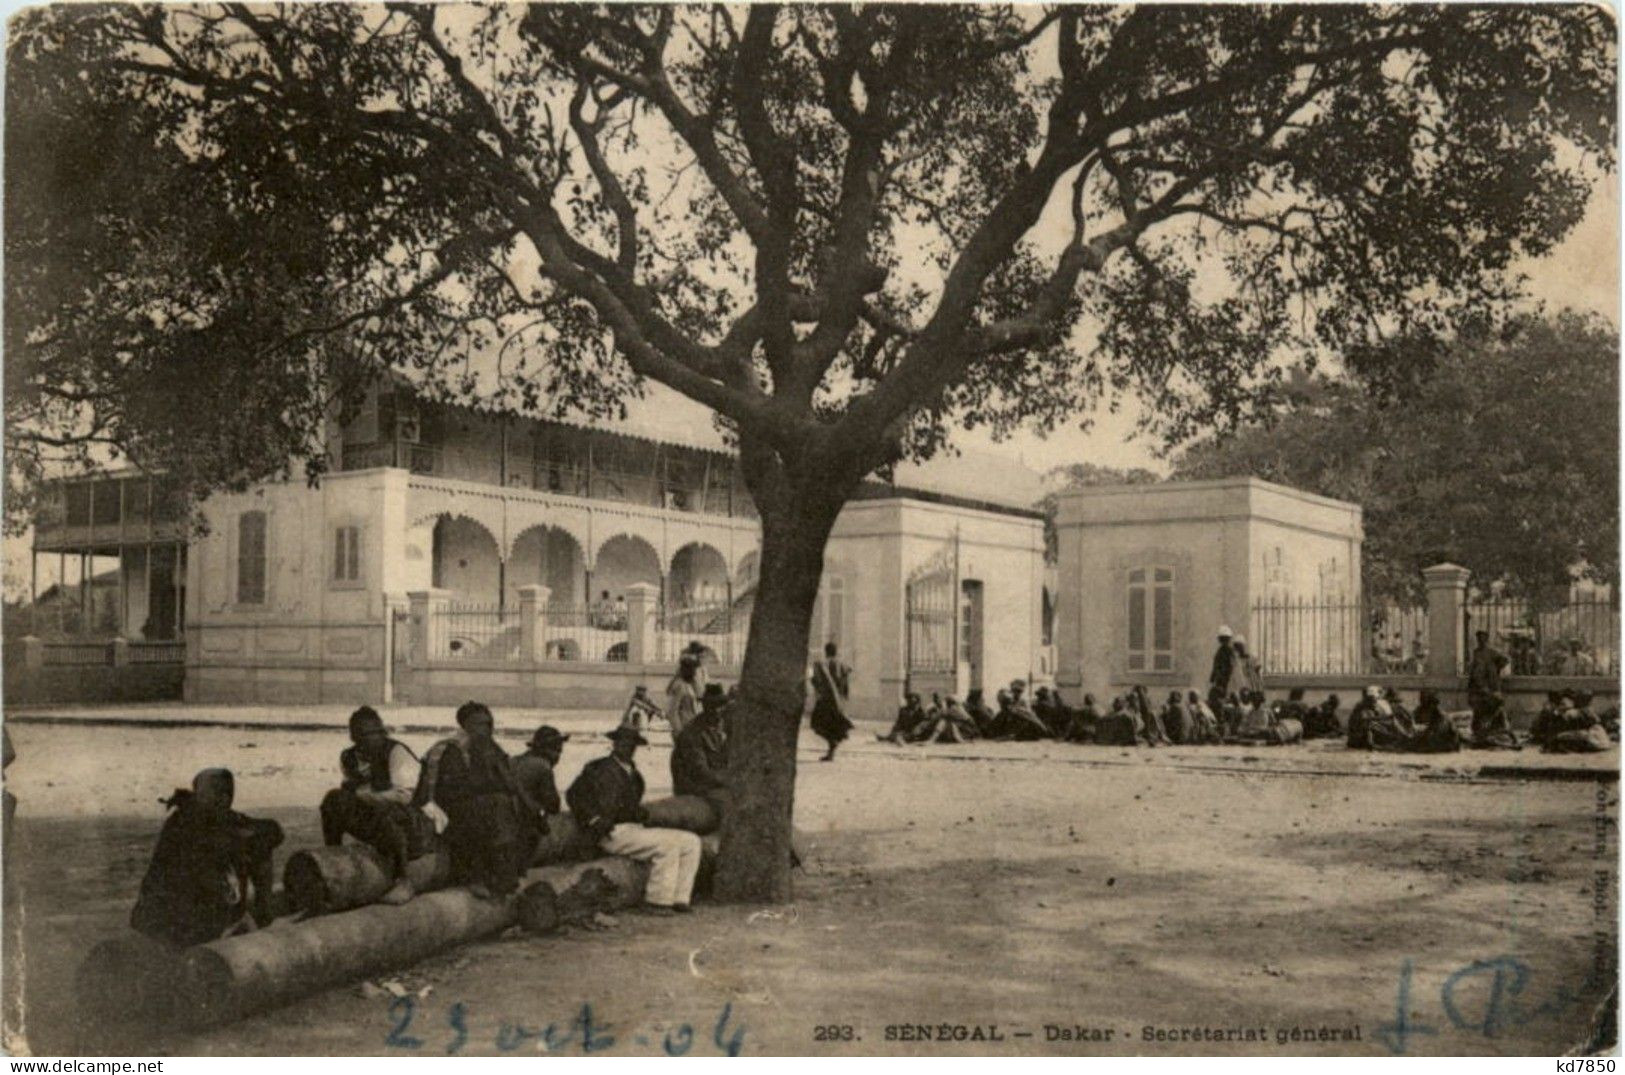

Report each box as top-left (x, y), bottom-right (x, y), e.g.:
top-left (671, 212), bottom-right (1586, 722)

top-left (1217, 625), bottom-right (1234, 637)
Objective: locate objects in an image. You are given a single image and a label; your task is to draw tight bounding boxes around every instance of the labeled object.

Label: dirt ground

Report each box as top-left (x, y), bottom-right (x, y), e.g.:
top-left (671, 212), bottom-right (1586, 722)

top-left (0, 718), bottom-right (1617, 1057)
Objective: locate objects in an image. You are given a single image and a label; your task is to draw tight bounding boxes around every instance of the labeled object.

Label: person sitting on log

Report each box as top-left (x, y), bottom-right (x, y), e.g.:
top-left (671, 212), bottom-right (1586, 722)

top-left (879, 692), bottom-right (931, 743)
top-left (320, 706), bottom-right (431, 906)
top-left (1066, 694), bottom-right (1101, 742)
top-left (130, 768), bottom-right (283, 948)
top-left (568, 723), bottom-right (703, 916)
top-left (414, 701), bottom-right (547, 900)
top-left (672, 684), bottom-right (730, 813)
top-left (1303, 693), bottom-right (1345, 740)
top-left (513, 724), bottom-right (569, 818)
top-left (1544, 690), bottom-right (1613, 754)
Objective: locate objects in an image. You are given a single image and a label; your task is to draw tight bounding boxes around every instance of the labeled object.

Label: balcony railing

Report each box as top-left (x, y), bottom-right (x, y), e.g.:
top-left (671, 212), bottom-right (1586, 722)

top-left (340, 441), bottom-right (755, 519)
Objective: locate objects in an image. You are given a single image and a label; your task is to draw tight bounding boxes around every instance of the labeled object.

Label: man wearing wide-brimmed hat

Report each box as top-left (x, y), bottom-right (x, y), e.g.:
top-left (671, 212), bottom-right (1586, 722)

top-left (513, 725), bottom-right (570, 818)
top-left (567, 721), bottom-right (704, 915)
top-left (671, 684), bottom-right (730, 811)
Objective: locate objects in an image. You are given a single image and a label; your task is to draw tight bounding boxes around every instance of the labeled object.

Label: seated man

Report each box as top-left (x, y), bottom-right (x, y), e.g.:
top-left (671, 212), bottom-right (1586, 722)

top-left (1131, 686), bottom-right (1169, 746)
top-left (131, 768), bottom-right (284, 948)
top-left (1545, 690), bottom-right (1613, 754)
top-left (1405, 689), bottom-right (1462, 753)
top-left (994, 681), bottom-right (1052, 741)
top-left (1303, 694), bottom-right (1345, 740)
top-left (1066, 694), bottom-right (1101, 743)
top-left (320, 706), bottom-right (430, 905)
top-left (1161, 691), bottom-right (1195, 745)
top-left (1229, 690), bottom-right (1279, 743)
top-left (569, 724), bottom-right (703, 915)
top-left (1033, 687), bottom-right (1067, 738)
top-left (880, 692), bottom-right (931, 743)
top-left (1529, 690), bottom-right (1572, 749)
top-left (671, 685), bottom-right (730, 812)
top-left (1278, 687), bottom-right (1310, 724)
top-left (964, 689), bottom-right (999, 738)
top-left (1346, 686), bottom-right (1416, 750)
top-left (414, 702), bottom-right (547, 899)
top-left (1217, 692), bottom-right (1246, 739)
top-left (1094, 695), bottom-right (1144, 746)
top-left (915, 694), bottom-right (980, 743)
top-left (512, 724), bottom-right (569, 818)
top-left (1186, 691), bottom-right (1222, 744)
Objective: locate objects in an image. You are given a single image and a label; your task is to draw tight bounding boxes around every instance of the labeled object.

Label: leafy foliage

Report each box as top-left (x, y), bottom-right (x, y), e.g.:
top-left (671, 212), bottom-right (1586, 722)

top-left (1172, 311), bottom-right (1620, 600)
top-left (1039, 462), bottom-right (1162, 560)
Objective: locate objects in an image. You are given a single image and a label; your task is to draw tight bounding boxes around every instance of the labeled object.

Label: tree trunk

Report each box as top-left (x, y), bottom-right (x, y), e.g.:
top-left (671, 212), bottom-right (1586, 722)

top-left (712, 459), bottom-right (847, 903)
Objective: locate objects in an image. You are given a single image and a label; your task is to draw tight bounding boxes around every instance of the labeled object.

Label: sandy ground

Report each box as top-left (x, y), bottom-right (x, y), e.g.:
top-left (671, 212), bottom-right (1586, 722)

top-left (0, 717), bottom-right (1617, 1057)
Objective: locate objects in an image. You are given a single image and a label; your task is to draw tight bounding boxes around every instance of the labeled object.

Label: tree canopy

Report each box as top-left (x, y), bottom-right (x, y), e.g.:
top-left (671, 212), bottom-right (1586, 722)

top-left (1172, 310), bottom-right (1620, 600)
top-left (5, 3), bottom-right (1615, 899)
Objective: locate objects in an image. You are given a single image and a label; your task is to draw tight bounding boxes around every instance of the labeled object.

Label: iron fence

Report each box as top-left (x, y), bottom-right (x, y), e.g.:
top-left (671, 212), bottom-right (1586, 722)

top-left (1464, 595), bottom-right (1620, 677)
top-left (1250, 597), bottom-right (1429, 676)
top-left (434, 603), bottom-right (522, 661)
top-left (656, 600), bottom-right (748, 667)
top-left (127, 641), bottom-right (186, 664)
top-left (906, 576), bottom-right (956, 674)
top-left (42, 641), bottom-right (114, 667)
top-left (537, 605), bottom-right (630, 662)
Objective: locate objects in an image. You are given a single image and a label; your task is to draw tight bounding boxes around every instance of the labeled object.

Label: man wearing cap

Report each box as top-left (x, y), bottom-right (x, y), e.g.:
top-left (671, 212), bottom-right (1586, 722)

top-left (672, 684), bottom-right (730, 812)
top-left (568, 723), bottom-right (703, 915)
top-left (414, 702), bottom-right (547, 899)
top-left (320, 706), bottom-right (428, 905)
top-left (513, 725), bottom-right (570, 817)
top-left (131, 768), bottom-right (284, 947)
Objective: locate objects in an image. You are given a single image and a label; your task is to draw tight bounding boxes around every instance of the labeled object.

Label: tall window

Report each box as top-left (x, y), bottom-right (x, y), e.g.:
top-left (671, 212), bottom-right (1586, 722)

top-left (333, 525), bottom-right (361, 583)
top-left (237, 511), bottom-right (267, 605)
top-left (1127, 566), bottom-right (1174, 672)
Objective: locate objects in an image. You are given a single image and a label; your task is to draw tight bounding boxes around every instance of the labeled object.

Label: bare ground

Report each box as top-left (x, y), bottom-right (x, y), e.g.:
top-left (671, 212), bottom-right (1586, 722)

top-left (1, 719), bottom-right (1616, 1057)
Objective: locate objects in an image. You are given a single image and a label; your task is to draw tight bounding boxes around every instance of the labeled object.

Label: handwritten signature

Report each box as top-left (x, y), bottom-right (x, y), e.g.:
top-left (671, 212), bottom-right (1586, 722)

top-left (1377, 956), bottom-right (1608, 1054)
top-left (385, 996), bottom-right (746, 1056)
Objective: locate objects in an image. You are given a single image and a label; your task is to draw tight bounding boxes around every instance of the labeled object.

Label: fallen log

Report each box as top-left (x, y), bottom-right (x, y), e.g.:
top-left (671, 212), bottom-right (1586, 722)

top-left (75, 934), bottom-right (188, 1025)
top-left (176, 857), bottom-right (651, 1029)
top-left (284, 800), bottom-right (710, 915)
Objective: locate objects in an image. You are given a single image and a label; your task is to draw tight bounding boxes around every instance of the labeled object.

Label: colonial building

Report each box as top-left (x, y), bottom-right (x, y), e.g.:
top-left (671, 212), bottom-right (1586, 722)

top-left (1051, 477), bottom-right (1364, 701)
top-left (22, 381), bottom-right (1047, 719)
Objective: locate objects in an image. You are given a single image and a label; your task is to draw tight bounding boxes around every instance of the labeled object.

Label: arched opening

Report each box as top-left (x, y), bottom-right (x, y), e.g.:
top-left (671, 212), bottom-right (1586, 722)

top-left (507, 525), bottom-right (587, 609)
top-left (668, 543), bottom-right (729, 607)
top-left (430, 515), bottom-right (501, 604)
top-left (592, 534), bottom-right (662, 608)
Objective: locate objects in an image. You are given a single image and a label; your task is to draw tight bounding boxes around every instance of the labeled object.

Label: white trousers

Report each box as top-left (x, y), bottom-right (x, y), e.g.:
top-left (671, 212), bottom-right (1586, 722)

top-left (601, 823), bottom-right (703, 906)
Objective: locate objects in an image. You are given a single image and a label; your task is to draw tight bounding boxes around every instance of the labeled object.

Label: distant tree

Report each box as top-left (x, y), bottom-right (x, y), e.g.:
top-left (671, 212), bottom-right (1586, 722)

top-left (1039, 462), bottom-right (1162, 561)
top-left (1173, 311), bottom-right (1620, 600)
top-left (5, 5), bottom-right (1614, 900)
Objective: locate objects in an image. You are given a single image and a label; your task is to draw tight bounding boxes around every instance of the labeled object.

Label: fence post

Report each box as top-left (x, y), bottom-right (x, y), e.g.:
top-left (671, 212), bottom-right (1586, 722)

top-left (19, 636), bottom-right (43, 669)
top-left (408, 588), bottom-right (454, 665)
top-left (110, 636), bottom-right (130, 667)
top-left (625, 582), bottom-right (659, 665)
top-left (517, 584), bottom-right (551, 664)
top-left (1422, 563), bottom-right (1471, 678)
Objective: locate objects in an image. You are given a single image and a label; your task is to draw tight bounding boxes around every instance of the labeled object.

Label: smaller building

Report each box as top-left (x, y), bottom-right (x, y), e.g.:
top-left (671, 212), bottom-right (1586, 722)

top-left (1053, 477), bottom-right (1363, 701)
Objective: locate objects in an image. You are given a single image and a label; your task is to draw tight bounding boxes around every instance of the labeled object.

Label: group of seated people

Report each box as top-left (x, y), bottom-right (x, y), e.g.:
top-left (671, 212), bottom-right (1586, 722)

top-left (875, 681), bottom-right (1623, 756)
top-left (130, 690), bottom-right (738, 949)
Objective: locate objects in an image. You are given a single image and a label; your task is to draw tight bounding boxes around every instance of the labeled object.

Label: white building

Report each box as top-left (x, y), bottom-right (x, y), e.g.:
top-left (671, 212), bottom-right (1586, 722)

top-left (30, 381), bottom-right (1045, 719)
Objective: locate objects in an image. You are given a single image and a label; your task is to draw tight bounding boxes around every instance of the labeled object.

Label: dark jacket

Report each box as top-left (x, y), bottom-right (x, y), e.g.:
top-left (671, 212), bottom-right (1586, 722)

top-left (511, 752), bottom-right (562, 815)
top-left (566, 755), bottom-right (647, 840)
top-left (340, 737), bottom-right (416, 793)
top-left (671, 717), bottom-right (728, 799)
top-left (1209, 642), bottom-right (1236, 691)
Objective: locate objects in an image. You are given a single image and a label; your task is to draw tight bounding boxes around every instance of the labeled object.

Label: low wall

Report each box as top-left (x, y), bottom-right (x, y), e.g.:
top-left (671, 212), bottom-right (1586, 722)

top-left (395, 659), bottom-right (739, 710)
top-left (4, 664), bottom-right (184, 705)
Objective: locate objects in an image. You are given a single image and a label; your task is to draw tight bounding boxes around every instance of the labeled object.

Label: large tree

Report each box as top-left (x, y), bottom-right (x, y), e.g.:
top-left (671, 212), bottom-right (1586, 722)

top-left (1173, 310), bottom-right (1620, 601)
top-left (6, 4), bottom-right (1614, 900)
